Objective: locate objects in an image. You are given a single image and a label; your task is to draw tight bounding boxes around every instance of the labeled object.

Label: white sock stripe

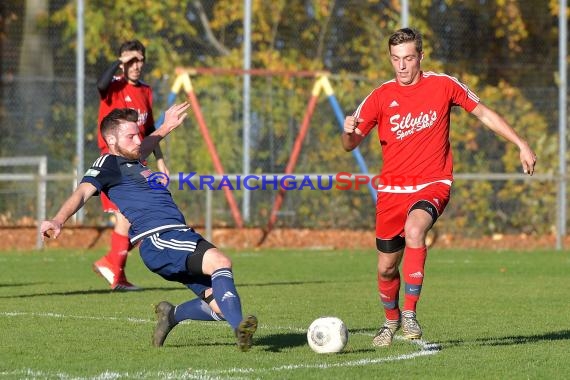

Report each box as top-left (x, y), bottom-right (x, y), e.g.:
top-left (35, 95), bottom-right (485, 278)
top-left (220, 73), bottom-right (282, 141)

top-left (211, 270), bottom-right (233, 280)
top-left (212, 269), bottom-right (233, 277)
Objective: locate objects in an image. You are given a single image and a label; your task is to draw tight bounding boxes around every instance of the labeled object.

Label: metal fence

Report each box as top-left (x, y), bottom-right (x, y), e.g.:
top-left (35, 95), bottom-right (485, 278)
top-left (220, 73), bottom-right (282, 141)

top-left (0, 1), bottom-right (567, 245)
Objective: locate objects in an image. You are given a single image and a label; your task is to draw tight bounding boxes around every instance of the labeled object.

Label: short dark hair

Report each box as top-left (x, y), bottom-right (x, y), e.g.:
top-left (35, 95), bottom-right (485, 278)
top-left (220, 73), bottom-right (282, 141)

top-left (100, 108), bottom-right (139, 143)
top-left (388, 28), bottom-right (422, 54)
top-left (119, 39), bottom-right (146, 58)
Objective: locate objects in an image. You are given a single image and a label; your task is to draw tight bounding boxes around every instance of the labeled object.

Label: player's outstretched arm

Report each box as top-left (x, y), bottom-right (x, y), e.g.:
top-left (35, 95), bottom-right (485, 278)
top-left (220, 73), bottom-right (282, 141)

top-left (40, 182), bottom-right (98, 241)
top-left (471, 102), bottom-right (537, 175)
top-left (140, 102), bottom-right (190, 160)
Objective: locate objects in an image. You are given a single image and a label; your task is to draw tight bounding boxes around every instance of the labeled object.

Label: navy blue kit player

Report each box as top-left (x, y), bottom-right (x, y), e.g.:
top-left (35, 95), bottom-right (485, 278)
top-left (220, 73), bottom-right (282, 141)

top-left (40, 102), bottom-right (258, 351)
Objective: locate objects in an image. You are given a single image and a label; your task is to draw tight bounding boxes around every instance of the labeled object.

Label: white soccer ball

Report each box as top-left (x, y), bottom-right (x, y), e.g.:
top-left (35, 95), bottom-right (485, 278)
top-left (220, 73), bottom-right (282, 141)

top-left (307, 316), bottom-right (348, 353)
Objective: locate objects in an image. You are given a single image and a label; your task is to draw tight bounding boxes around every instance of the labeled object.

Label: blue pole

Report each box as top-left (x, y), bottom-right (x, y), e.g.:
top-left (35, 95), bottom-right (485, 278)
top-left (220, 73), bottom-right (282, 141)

top-left (327, 94), bottom-right (377, 203)
top-left (155, 91), bottom-right (178, 129)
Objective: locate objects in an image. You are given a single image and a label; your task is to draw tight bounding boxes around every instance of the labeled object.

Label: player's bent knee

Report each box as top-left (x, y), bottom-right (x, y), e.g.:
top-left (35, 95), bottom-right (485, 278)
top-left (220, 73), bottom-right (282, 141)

top-left (186, 239), bottom-right (217, 274)
top-left (201, 249), bottom-right (233, 274)
top-left (404, 224), bottom-right (427, 243)
top-left (376, 236), bottom-right (405, 253)
top-left (377, 260), bottom-right (400, 279)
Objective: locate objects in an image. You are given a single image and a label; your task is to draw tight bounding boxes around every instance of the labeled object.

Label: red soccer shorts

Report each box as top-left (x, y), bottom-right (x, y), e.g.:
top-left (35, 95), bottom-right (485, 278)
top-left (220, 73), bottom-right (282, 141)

top-left (375, 182), bottom-right (451, 240)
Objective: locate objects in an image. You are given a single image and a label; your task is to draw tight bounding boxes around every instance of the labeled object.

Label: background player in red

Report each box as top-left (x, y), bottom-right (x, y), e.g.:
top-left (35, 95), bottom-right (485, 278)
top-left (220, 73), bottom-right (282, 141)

top-left (94, 39), bottom-right (169, 290)
top-left (342, 28), bottom-right (537, 347)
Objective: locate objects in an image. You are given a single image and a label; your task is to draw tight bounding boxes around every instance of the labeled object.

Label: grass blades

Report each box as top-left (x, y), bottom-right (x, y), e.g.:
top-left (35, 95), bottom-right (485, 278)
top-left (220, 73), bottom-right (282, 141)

top-left (0, 247), bottom-right (569, 379)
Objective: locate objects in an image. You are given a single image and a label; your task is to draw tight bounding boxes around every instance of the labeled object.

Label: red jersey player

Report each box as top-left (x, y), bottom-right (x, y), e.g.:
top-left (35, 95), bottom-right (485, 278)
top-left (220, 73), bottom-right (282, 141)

top-left (93, 40), bottom-right (169, 291)
top-left (342, 28), bottom-right (537, 347)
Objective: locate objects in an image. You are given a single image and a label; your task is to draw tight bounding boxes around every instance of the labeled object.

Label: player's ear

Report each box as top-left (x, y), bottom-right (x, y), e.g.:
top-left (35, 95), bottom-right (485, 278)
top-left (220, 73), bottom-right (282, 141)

top-left (105, 134), bottom-right (117, 146)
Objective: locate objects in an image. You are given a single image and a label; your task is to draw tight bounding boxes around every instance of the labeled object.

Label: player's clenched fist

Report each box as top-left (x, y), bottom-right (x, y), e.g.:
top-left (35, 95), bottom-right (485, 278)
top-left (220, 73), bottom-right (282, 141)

top-left (40, 220), bottom-right (63, 241)
top-left (344, 116), bottom-right (363, 134)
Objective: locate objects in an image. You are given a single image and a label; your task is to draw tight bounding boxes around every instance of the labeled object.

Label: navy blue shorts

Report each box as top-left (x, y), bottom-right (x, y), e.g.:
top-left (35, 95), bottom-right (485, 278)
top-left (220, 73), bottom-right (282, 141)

top-left (138, 228), bottom-right (214, 296)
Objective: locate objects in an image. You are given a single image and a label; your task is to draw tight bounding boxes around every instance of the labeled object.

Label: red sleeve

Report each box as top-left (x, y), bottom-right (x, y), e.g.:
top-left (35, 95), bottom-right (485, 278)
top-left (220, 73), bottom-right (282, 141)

top-left (353, 88), bottom-right (382, 137)
top-left (446, 76), bottom-right (479, 112)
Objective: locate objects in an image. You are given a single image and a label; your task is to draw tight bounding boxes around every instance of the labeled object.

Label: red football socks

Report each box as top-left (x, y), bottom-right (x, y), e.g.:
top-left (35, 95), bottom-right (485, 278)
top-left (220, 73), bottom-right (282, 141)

top-left (105, 231), bottom-right (130, 269)
top-left (378, 272), bottom-right (401, 321)
top-left (402, 246), bottom-right (427, 312)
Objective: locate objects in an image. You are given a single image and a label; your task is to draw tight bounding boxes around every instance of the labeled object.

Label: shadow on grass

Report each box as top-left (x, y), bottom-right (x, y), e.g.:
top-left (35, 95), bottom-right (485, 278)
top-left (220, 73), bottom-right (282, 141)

top-left (237, 280), bottom-right (331, 287)
top-left (0, 286), bottom-right (182, 298)
top-left (349, 327), bottom-right (378, 334)
top-left (255, 332), bottom-right (379, 354)
top-left (255, 332), bottom-right (308, 352)
top-left (0, 280), bottom-right (333, 298)
top-left (0, 282), bottom-right (46, 288)
top-left (168, 341), bottom-right (237, 349)
top-left (437, 330), bottom-right (570, 348)
top-left (161, 334), bottom-right (309, 352)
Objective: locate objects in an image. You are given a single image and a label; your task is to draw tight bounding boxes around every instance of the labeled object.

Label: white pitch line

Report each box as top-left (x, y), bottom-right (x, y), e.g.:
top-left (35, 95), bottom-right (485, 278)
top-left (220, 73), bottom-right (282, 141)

top-left (0, 311), bottom-right (151, 324)
top-left (0, 311), bottom-right (441, 378)
top-left (1, 364), bottom-right (252, 380)
top-left (192, 335), bottom-right (441, 377)
top-left (0, 368), bottom-right (236, 380)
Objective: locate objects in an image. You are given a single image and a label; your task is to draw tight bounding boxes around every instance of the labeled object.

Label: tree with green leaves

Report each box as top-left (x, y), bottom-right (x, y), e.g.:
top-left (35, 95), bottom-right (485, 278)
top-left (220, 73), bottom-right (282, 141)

top-left (40, 0), bottom-right (562, 233)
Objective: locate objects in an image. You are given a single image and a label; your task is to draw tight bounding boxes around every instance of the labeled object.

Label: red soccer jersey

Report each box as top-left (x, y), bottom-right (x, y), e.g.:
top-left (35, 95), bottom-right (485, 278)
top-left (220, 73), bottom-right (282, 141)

top-left (354, 71), bottom-right (479, 190)
top-left (97, 76), bottom-right (155, 154)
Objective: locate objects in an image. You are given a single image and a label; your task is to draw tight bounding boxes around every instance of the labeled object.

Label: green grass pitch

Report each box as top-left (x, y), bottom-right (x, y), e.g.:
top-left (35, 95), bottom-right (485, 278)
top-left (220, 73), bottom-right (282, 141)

top-left (0, 246), bottom-right (569, 379)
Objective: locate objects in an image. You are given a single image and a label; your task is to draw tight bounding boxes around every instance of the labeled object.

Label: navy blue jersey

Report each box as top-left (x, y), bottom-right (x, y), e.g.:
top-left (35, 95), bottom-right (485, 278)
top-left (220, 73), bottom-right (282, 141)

top-left (81, 154), bottom-right (187, 243)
